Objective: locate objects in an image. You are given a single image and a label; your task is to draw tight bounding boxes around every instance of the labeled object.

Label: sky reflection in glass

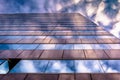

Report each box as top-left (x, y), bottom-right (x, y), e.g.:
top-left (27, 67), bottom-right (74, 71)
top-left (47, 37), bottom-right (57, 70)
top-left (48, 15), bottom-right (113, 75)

top-left (100, 60), bottom-right (120, 73)
top-left (0, 44), bottom-right (120, 50)
top-left (10, 60), bottom-right (49, 73)
top-left (0, 60), bottom-right (5, 64)
top-left (0, 60), bottom-right (9, 74)
top-left (17, 44), bottom-right (39, 50)
top-left (0, 36), bottom-right (46, 39)
top-left (0, 36), bottom-right (115, 39)
top-left (0, 44), bottom-right (20, 50)
top-left (10, 60), bottom-right (120, 73)
top-left (45, 60), bottom-right (75, 73)
top-left (75, 60), bottom-right (103, 73)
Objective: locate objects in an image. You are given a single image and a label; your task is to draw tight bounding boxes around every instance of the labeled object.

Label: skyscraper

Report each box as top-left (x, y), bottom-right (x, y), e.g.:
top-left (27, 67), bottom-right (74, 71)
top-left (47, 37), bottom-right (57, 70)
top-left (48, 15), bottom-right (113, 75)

top-left (0, 13), bottom-right (120, 80)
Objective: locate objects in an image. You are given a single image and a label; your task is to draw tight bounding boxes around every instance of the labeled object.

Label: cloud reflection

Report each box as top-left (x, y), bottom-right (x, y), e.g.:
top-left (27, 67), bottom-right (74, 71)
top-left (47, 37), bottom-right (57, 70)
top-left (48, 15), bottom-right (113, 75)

top-left (75, 60), bottom-right (103, 73)
top-left (9, 60), bottom-right (120, 73)
top-left (0, 60), bottom-right (9, 74)
top-left (10, 60), bottom-right (49, 73)
top-left (100, 60), bottom-right (120, 73)
top-left (0, 44), bottom-right (120, 50)
top-left (45, 60), bottom-right (75, 73)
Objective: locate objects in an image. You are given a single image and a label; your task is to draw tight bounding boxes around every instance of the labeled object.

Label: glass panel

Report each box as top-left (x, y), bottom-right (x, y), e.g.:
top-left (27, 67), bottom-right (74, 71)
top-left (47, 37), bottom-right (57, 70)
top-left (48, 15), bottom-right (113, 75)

top-left (55, 44), bottom-right (74, 49)
top-left (0, 61), bottom-right (9, 74)
top-left (75, 60), bottom-right (103, 73)
top-left (0, 44), bottom-right (21, 50)
top-left (91, 44), bottom-right (111, 49)
top-left (0, 60), bottom-right (5, 65)
top-left (0, 30), bottom-right (106, 32)
top-left (10, 60), bottom-right (49, 73)
top-left (62, 36), bottom-right (115, 39)
top-left (45, 60), bottom-right (75, 73)
top-left (74, 44), bottom-right (84, 49)
top-left (17, 44), bottom-right (39, 50)
top-left (109, 44), bottom-right (120, 49)
top-left (0, 36), bottom-right (115, 39)
top-left (100, 60), bottom-right (120, 73)
top-left (10, 60), bottom-right (120, 73)
top-left (0, 36), bottom-right (46, 39)
top-left (37, 44), bottom-right (56, 50)
top-left (0, 44), bottom-right (119, 50)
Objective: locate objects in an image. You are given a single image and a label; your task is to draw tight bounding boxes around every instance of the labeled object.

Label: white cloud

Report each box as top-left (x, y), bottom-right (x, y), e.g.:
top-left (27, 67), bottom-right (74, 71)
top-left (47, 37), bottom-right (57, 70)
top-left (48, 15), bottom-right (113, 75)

top-left (20, 60), bottom-right (37, 72)
top-left (110, 22), bottom-right (120, 38)
top-left (75, 60), bottom-right (102, 73)
top-left (0, 61), bottom-right (9, 74)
